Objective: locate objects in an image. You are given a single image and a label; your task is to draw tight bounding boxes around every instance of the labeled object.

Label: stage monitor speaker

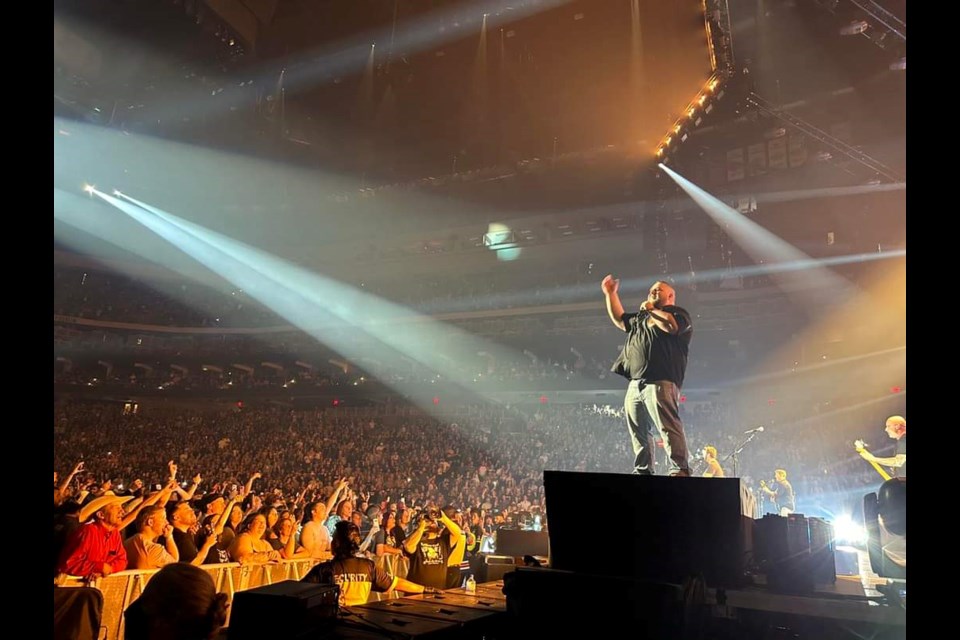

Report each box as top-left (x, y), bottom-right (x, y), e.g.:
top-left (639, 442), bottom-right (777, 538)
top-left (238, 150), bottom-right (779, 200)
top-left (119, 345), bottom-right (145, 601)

top-left (229, 580), bottom-right (339, 640)
top-left (754, 514), bottom-right (835, 592)
top-left (482, 555), bottom-right (516, 581)
top-left (494, 529), bottom-right (549, 557)
top-left (544, 471), bottom-right (752, 586)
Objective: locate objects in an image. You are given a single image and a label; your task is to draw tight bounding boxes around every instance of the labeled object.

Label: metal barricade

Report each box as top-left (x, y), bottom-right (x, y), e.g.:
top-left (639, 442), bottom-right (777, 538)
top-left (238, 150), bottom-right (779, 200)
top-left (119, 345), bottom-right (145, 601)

top-left (55, 558), bottom-right (320, 640)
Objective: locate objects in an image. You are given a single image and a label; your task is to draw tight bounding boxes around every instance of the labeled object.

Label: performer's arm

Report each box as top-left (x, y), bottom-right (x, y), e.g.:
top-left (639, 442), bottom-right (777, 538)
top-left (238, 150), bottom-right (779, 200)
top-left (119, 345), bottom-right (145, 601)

top-left (602, 275), bottom-right (626, 331)
top-left (861, 451), bottom-right (905, 468)
top-left (642, 302), bottom-right (680, 334)
top-left (403, 519), bottom-right (427, 555)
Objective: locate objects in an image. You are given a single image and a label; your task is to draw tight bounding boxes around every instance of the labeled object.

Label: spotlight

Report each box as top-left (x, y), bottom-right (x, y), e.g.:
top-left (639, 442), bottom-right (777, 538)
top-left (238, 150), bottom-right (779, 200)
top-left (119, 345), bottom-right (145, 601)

top-left (82, 184), bottom-right (95, 194)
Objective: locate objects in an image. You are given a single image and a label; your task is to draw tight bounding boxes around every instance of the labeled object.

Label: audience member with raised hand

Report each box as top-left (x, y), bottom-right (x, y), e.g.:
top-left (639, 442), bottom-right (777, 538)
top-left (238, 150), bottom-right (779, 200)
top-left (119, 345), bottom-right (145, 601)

top-left (172, 473), bottom-right (203, 502)
top-left (118, 479), bottom-right (177, 533)
top-left (403, 503), bottom-right (463, 590)
top-left (55, 460), bottom-right (84, 506)
top-left (241, 471), bottom-right (262, 500)
top-left (198, 492), bottom-right (240, 565)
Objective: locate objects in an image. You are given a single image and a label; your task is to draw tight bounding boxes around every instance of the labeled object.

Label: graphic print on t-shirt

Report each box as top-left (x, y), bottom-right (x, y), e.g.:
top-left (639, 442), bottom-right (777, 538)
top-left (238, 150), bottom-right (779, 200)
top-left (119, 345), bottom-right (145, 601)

top-left (420, 540), bottom-right (444, 565)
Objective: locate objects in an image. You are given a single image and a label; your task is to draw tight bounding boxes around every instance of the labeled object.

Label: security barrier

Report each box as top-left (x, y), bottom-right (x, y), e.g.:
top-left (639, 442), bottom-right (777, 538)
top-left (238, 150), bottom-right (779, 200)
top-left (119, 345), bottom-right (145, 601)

top-left (56, 558), bottom-right (322, 640)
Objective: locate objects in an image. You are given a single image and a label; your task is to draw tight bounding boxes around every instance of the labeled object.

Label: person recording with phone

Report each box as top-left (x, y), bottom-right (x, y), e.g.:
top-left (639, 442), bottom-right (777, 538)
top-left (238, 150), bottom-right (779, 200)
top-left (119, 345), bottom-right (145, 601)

top-left (403, 505), bottom-right (463, 590)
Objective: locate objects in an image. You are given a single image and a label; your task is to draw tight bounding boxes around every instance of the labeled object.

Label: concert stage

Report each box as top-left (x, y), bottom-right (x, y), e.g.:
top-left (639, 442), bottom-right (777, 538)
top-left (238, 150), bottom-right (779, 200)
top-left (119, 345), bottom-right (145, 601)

top-left (301, 564), bottom-right (904, 639)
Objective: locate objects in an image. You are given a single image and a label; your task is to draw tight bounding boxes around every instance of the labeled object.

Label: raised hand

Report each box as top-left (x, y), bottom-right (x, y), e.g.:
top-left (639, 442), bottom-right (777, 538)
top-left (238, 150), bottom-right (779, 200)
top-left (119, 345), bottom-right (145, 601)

top-left (601, 274), bottom-right (619, 295)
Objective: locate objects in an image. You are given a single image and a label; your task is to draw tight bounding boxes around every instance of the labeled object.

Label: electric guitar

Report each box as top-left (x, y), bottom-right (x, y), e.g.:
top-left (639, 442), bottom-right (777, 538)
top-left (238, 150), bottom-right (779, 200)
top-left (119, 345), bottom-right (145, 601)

top-left (854, 439), bottom-right (892, 481)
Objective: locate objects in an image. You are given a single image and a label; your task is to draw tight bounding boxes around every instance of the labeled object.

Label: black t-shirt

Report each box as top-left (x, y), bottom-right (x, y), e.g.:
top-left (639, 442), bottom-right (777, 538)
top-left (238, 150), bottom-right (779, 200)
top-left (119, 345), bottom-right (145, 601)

top-left (406, 532), bottom-right (453, 590)
top-left (776, 480), bottom-right (796, 511)
top-left (171, 527), bottom-right (199, 564)
top-left (895, 435), bottom-right (906, 477)
top-left (302, 556), bottom-right (396, 607)
top-left (198, 516), bottom-right (235, 565)
top-left (612, 306), bottom-right (693, 385)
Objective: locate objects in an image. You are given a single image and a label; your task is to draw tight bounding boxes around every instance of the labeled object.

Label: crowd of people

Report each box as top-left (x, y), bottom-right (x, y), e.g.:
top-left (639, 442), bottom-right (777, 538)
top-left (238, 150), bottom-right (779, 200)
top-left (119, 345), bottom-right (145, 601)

top-left (54, 399), bottom-right (891, 542)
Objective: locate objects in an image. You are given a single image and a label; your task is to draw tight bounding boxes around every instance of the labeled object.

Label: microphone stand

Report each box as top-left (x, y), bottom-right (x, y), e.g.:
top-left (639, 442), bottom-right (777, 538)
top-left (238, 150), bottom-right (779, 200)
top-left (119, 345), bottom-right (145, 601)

top-left (720, 430), bottom-right (764, 518)
top-left (722, 430), bottom-right (762, 478)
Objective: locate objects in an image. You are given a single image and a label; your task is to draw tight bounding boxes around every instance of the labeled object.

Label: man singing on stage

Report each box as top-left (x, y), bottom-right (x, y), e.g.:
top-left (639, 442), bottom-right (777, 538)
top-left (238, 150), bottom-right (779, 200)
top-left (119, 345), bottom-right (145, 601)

top-left (602, 276), bottom-right (693, 476)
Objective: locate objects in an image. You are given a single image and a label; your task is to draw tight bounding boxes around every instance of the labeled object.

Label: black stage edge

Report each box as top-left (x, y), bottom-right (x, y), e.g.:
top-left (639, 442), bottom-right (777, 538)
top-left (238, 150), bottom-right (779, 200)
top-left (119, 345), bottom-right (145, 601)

top-left (503, 567), bottom-right (906, 639)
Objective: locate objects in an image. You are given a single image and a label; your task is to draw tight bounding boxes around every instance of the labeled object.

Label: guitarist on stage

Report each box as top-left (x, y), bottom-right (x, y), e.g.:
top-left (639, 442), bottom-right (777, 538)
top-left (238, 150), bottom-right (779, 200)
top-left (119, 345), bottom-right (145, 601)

top-left (760, 469), bottom-right (795, 516)
top-left (701, 446), bottom-right (725, 478)
top-left (857, 415), bottom-right (907, 478)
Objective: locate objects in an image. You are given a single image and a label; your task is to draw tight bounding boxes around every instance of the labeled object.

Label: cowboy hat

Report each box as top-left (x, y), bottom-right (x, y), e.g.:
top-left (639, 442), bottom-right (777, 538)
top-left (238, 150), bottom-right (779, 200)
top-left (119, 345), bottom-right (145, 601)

top-left (79, 494), bottom-right (134, 523)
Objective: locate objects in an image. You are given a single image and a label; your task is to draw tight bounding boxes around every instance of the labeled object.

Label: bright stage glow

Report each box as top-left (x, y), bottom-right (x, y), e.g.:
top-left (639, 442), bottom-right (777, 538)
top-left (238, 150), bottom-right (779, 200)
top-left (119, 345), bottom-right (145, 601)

top-left (833, 514), bottom-right (867, 545)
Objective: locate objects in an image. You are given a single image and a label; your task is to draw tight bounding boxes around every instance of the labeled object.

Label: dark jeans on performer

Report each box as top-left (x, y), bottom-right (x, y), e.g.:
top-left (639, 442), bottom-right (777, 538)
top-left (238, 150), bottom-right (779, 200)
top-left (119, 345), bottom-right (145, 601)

top-left (624, 379), bottom-right (689, 475)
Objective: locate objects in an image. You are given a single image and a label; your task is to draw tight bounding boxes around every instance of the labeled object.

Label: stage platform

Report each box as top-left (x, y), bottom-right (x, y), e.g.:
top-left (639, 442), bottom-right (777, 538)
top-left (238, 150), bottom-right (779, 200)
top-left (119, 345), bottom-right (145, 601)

top-left (337, 580), bottom-right (508, 639)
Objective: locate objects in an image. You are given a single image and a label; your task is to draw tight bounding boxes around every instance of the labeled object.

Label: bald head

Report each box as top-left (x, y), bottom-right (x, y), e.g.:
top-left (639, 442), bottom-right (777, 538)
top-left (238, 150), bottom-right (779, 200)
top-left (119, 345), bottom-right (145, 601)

top-left (885, 415), bottom-right (906, 439)
top-left (648, 281), bottom-right (676, 308)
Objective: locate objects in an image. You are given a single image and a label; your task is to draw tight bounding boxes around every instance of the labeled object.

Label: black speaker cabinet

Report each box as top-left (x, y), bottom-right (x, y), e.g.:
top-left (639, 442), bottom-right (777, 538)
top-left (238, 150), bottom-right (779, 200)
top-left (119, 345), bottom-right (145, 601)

top-left (544, 471), bottom-right (753, 586)
top-left (494, 529), bottom-right (549, 557)
top-left (229, 580), bottom-right (339, 640)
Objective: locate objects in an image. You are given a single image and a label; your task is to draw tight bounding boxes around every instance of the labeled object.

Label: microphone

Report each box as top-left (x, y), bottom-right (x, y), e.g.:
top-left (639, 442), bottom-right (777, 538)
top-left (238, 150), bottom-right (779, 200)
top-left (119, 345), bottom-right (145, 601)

top-left (744, 426), bottom-right (764, 434)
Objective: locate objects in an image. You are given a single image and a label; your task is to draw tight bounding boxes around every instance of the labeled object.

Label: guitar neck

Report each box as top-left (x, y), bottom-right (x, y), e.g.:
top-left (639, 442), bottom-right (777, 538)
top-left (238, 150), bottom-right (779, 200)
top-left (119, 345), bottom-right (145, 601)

top-left (857, 442), bottom-right (892, 481)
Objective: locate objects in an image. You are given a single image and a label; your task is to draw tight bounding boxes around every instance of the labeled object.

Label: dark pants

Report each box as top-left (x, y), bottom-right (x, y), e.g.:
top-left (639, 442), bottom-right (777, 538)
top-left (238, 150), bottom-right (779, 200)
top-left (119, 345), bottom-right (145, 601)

top-left (624, 379), bottom-right (689, 475)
